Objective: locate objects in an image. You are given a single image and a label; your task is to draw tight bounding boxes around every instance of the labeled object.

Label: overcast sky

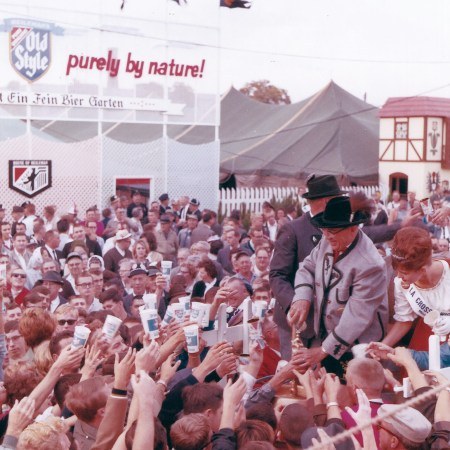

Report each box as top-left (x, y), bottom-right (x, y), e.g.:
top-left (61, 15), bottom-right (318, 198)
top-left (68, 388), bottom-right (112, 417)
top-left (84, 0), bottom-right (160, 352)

top-left (2, 0), bottom-right (450, 107)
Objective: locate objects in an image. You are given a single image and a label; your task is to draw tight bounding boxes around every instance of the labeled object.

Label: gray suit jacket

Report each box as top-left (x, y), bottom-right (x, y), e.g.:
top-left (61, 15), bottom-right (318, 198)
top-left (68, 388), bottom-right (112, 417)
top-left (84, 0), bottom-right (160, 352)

top-left (190, 224), bottom-right (214, 245)
top-left (293, 230), bottom-right (388, 360)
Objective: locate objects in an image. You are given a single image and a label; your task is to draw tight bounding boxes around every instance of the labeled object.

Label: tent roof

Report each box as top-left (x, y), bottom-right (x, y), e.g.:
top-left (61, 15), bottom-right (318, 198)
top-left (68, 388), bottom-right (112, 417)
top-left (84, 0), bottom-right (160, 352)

top-left (216, 82), bottom-right (379, 183)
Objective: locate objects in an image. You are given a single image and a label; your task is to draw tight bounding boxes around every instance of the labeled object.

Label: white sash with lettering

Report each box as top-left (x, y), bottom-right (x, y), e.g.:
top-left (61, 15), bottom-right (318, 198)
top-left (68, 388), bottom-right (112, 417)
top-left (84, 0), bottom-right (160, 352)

top-left (403, 284), bottom-right (434, 318)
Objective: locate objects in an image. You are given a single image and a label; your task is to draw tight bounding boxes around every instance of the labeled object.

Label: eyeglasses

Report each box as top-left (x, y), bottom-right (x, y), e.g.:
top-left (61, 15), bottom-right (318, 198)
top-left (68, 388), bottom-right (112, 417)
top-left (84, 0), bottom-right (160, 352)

top-left (12, 274), bottom-right (26, 279)
top-left (57, 319), bottom-right (76, 326)
top-left (320, 227), bottom-right (347, 235)
top-left (77, 283), bottom-right (92, 289)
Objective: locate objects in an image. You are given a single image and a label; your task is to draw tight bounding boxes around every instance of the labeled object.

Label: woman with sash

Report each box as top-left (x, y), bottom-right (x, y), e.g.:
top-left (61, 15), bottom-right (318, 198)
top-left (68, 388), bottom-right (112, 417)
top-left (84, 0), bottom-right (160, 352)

top-left (382, 226), bottom-right (450, 350)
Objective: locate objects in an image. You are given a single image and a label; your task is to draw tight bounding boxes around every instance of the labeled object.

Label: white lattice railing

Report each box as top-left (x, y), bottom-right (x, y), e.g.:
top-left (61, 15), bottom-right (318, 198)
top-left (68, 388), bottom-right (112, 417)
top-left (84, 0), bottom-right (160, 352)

top-left (219, 185), bottom-right (383, 215)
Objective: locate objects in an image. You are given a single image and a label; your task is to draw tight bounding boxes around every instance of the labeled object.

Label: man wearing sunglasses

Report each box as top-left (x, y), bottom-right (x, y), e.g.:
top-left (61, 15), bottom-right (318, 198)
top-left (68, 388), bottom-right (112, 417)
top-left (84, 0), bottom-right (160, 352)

top-left (9, 267), bottom-right (29, 306)
top-left (289, 196), bottom-right (388, 376)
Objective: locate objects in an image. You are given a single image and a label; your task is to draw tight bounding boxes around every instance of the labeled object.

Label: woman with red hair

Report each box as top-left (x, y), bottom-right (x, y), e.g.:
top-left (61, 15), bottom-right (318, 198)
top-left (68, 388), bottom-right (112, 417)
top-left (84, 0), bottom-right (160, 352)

top-left (382, 226), bottom-right (450, 349)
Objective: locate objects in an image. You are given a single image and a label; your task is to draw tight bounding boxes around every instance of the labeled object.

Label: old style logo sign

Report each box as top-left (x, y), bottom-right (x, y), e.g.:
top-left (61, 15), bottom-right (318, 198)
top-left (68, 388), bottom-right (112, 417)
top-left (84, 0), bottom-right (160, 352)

top-left (9, 22), bottom-right (51, 82)
top-left (9, 160), bottom-right (52, 198)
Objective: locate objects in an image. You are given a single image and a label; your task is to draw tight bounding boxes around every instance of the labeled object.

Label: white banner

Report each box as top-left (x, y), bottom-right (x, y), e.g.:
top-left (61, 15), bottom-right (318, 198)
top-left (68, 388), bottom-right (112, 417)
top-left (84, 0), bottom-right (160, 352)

top-left (0, 90), bottom-right (185, 115)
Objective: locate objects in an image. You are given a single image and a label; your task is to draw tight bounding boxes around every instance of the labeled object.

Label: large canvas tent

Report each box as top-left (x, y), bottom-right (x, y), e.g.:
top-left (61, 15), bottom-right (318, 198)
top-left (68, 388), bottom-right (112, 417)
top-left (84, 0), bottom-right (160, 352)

top-left (174, 81), bottom-right (380, 188)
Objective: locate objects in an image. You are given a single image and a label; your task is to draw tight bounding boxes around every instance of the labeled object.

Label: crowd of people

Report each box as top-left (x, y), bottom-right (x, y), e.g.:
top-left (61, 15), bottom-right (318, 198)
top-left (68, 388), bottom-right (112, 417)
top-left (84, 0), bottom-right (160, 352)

top-left (0, 179), bottom-right (446, 450)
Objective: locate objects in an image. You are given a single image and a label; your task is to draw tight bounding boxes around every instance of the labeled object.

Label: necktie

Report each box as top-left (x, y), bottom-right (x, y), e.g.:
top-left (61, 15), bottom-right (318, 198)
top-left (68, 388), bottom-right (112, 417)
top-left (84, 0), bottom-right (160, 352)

top-left (53, 251), bottom-right (58, 261)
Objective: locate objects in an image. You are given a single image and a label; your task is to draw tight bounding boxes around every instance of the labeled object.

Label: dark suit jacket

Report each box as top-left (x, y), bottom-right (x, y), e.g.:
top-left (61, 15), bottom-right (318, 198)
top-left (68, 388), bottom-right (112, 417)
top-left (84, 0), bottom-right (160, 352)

top-left (269, 213), bottom-right (320, 340)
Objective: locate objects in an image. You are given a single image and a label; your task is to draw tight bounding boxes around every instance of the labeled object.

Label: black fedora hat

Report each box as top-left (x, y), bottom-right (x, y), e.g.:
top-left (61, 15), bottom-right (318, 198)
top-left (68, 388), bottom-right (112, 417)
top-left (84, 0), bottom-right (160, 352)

top-left (302, 174), bottom-right (347, 200)
top-left (311, 196), bottom-right (366, 229)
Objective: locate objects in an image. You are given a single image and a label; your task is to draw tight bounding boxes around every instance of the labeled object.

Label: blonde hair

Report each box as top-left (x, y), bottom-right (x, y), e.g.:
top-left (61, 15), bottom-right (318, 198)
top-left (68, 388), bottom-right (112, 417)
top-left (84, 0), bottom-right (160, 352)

top-left (55, 304), bottom-right (79, 319)
top-left (18, 416), bottom-right (67, 450)
top-left (33, 340), bottom-right (54, 375)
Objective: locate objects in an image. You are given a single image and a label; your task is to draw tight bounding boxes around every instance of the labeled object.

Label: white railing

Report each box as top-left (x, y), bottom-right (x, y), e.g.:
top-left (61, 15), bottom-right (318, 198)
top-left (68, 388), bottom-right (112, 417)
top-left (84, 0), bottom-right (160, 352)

top-left (219, 185), bottom-right (383, 215)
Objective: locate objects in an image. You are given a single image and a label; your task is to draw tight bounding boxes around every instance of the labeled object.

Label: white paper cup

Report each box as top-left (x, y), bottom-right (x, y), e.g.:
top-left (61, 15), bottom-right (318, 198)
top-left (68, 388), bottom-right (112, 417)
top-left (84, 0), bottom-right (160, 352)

top-left (72, 326), bottom-right (91, 348)
top-left (178, 296), bottom-right (191, 315)
top-left (140, 309), bottom-right (160, 339)
top-left (143, 293), bottom-right (157, 310)
top-left (172, 303), bottom-right (185, 323)
top-left (161, 261), bottom-right (173, 276)
top-left (102, 315), bottom-right (122, 340)
top-left (183, 324), bottom-right (199, 353)
top-left (200, 304), bottom-right (211, 328)
top-left (161, 305), bottom-right (175, 327)
top-left (190, 302), bottom-right (204, 324)
top-left (276, 360), bottom-right (288, 374)
top-left (351, 343), bottom-right (368, 359)
top-left (254, 300), bottom-right (268, 319)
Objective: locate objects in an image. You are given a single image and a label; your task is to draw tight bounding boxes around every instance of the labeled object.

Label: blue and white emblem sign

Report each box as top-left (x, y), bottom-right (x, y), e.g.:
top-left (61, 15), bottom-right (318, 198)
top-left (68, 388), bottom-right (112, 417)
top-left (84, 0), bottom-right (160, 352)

top-left (9, 22), bottom-right (50, 82)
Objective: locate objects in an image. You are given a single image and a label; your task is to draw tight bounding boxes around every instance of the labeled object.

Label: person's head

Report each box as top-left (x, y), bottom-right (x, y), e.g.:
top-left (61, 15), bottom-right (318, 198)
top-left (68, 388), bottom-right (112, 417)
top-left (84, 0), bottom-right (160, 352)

top-left (130, 295), bottom-right (145, 318)
top-left (225, 277), bottom-right (248, 308)
top-left (177, 248), bottom-right (190, 266)
top-left (13, 233), bottom-right (28, 253)
top-left (76, 271), bottom-right (94, 302)
top-left (23, 287), bottom-right (50, 310)
top-left (132, 239), bottom-right (150, 261)
top-left (129, 265), bottom-right (148, 296)
top-left (42, 271), bottom-right (64, 300)
top-left (115, 230), bottom-right (132, 251)
top-left (65, 377), bottom-right (112, 427)
top-left (437, 238), bottom-right (449, 253)
top-left (5, 320), bottom-right (28, 361)
top-left (170, 414), bottom-right (212, 450)
top-left (391, 227), bottom-right (432, 286)
top-left (186, 214), bottom-right (198, 230)
top-left (4, 361), bottom-right (43, 407)
top-left (235, 420), bottom-right (275, 448)
top-left (345, 358), bottom-right (385, 401)
top-left (225, 229), bottom-right (240, 248)
top-left (44, 230), bottom-right (60, 250)
top-left (392, 190), bottom-right (400, 202)
top-left (377, 405), bottom-right (432, 450)
top-left (246, 402), bottom-right (277, 431)
top-left (235, 252), bottom-right (252, 276)
top-left (69, 295), bottom-right (87, 311)
top-left (10, 266), bottom-right (27, 289)
top-left (41, 259), bottom-right (58, 274)
top-left (1, 221), bottom-right (11, 240)
top-left (182, 383), bottom-right (223, 432)
top-left (277, 403), bottom-right (314, 449)
top-left (17, 415), bottom-right (70, 450)
top-left (118, 258), bottom-right (133, 281)
top-left (14, 223), bottom-right (26, 237)
top-left (66, 253), bottom-right (83, 277)
top-left (311, 197), bottom-right (363, 253)
top-left (72, 223), bottom-right (86, 241)
top-left (189, 198), bottom-right (200, 211)
top-left (99, 288), bottom-right (123, 311)
top-left (55, 305), bottom-right (79, 333)
top-left (197, 258), bottom-right (218, 283)
top-left (90, 270), bottom-right (104, 297)
top-left (159, 193), bottom-right (169, 207)
top-left (254, 247), bottom-right (270, 273)
top-left (147, 210), bottom-right (159, 227)
top-left (19, 308), bottom-right (56, 348)
top-left (57, 217), bottom-right (70, 234)
top-left (249, 227), bottom-right (265, 248)
top-left (191, 241), bottom-right (210, 257)
top-left (5, 303), bottom-right (22, 322)
top-left (49, 331), bottom-right (74, 360)
top-left (85, 220), bottom-right (98, 239)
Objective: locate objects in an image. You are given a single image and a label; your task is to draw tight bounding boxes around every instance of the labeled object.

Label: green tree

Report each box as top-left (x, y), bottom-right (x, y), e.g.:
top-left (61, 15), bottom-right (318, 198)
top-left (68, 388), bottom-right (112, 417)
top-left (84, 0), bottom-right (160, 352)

top-left (239, 79), bottom-right (291, 105)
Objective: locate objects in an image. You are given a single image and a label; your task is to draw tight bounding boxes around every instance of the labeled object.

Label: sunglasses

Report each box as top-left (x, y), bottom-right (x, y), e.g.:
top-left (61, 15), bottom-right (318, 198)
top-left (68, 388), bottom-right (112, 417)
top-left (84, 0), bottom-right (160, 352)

top-left (57, 319), bottom-right (76, 326)
top-left (12, 274), bottom-right (26, 279)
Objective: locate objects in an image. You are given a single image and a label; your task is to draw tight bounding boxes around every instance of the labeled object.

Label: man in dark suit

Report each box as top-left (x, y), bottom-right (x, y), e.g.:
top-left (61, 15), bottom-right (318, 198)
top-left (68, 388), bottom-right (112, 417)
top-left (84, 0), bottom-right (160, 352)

top-left (217, 228), bottom-right (251, 274)
top-left (270, 175), bottom-right (347, 359)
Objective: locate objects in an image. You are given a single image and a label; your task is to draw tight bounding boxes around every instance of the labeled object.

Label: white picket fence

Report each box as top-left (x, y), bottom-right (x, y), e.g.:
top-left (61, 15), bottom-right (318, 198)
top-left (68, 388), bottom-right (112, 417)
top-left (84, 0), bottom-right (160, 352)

top-left (219, 185), bottom-right (383, 215)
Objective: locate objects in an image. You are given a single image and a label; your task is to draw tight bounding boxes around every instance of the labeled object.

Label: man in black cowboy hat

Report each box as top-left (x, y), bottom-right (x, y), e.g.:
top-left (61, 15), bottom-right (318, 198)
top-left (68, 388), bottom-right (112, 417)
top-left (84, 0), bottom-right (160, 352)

top-left (270, 174), bottom-right (348, 359)
top-left (288, 196), bottom-right (388, 376)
